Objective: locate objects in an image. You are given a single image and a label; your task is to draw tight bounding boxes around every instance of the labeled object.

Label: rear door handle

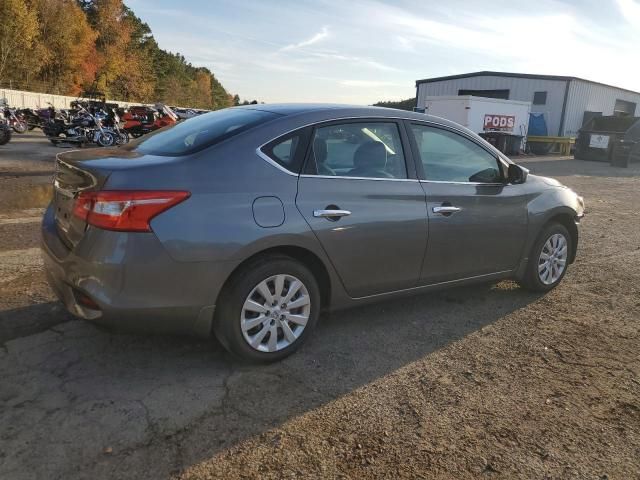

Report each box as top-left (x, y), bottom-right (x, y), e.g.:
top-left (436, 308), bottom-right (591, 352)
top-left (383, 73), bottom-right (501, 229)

top-left (432, 206), bottom-right (462, 214)
top-left (313, 209), bottom-right (351, 219)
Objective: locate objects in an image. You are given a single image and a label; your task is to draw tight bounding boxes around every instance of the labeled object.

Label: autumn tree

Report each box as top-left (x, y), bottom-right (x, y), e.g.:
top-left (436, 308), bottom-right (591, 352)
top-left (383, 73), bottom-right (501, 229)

top-left (80, 0), bottom-right (132, 97)
top-left (1, 0), bottom-right (241, 108)
top-left (31, 0), bottom-right (97, 95)
top-left (0, 0), bottom-right (39, 87)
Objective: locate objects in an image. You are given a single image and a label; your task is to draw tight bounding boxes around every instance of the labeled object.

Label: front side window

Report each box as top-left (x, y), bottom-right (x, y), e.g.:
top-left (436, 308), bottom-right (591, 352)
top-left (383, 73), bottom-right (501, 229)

top-left (308, 122), bottom-right (407, 179)
top-left (410, 124), bottom-right (502, 183)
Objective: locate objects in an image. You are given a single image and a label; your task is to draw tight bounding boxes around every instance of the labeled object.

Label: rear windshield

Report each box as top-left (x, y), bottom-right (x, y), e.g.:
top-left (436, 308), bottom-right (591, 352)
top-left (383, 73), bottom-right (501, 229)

top-left (128, 108), bottom-right (280, 156)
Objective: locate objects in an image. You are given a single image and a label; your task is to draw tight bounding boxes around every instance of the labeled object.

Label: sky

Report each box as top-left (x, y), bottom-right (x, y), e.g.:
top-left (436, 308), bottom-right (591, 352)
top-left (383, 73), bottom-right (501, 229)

top-left (127, 0), bottom-right (640, 104)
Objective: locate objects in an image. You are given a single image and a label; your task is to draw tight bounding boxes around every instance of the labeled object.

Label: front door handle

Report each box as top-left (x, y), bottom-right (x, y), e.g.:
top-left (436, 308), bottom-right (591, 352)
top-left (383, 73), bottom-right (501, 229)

top-left (432, 206), bottom-right (462, 215)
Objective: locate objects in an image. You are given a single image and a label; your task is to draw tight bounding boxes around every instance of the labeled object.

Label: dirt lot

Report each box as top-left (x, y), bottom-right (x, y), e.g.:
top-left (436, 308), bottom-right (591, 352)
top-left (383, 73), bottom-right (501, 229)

top-left (0, 133), bottom-right (639, 479)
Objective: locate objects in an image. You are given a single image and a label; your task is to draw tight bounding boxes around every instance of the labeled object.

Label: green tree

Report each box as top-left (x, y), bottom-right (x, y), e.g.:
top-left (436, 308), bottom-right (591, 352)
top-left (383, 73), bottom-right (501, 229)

top-left (373, 98), bottom-right (416, 111)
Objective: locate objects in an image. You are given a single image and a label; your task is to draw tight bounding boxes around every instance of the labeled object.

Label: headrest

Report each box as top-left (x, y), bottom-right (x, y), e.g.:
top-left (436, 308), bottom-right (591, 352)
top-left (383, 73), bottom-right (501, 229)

top-left (313, 137), bottom-right (328, 163)
top-left (353, 141), bottom-right (387, 169)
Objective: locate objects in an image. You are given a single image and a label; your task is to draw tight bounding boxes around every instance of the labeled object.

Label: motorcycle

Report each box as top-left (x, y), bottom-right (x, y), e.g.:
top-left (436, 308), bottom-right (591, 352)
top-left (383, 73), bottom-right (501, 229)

top-left (96, 108), bottom-right (129, 145)
top-left (0, 99), bottom-right (28, 133)
top-left (122, 104), bottom-right (178, 138)
top-left (43, 104), bottom-right (116, 147)
top-left (17, 103), bottom-right (58, 131)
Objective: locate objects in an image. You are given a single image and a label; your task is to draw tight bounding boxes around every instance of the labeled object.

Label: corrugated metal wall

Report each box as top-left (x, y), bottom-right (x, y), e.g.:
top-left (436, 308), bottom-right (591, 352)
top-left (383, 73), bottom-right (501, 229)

top-left (563, 80), bottom-right (640, 136)
top-left (417, 75), bottom-right (640, 138)
top-left (416, 75), bottom-right (568, 135)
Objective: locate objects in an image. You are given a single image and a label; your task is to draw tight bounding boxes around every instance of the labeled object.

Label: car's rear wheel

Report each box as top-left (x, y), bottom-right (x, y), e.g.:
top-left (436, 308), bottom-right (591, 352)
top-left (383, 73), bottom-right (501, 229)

top-left (521, 223), bottom-right (571, 292)
top-left (213, 255), bottom-right (321, 362)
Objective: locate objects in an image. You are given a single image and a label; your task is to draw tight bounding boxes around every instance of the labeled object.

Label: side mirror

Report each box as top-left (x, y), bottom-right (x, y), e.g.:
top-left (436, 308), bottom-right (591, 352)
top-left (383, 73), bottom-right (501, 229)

top-left (507, 163), bottom-right (528, 184)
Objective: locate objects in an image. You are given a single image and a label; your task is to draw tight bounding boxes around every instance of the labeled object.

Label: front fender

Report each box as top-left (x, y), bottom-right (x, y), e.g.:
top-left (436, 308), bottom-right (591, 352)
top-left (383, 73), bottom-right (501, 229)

top-left (528, 187), bottom-right (583, 231)
top-left (515, 185), bottom-right (584, 280)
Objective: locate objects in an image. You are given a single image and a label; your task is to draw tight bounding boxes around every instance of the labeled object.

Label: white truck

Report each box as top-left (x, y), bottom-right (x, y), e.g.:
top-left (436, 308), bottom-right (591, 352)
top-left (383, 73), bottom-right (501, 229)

top-left (421, 95), bottom-right (531, 153)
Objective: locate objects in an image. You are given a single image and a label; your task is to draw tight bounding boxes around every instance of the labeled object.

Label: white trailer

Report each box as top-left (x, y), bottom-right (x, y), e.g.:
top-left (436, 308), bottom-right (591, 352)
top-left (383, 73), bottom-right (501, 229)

top-left (422, 95), bottom-right (531, 152)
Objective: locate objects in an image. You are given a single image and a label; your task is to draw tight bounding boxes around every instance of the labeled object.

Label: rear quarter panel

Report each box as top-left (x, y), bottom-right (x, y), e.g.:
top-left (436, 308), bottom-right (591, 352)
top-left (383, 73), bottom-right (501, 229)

top-left (102, 121), bottom-right (345, 307)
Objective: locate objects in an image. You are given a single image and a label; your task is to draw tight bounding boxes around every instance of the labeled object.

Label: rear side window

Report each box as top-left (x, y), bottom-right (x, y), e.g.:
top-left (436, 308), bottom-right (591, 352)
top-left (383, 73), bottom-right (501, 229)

top-left (306, 122), bottom-right (407, 179)
top-left (131, 108), bottom-right (279, 156)
top-left (260, 127), bottom-right (311, 173)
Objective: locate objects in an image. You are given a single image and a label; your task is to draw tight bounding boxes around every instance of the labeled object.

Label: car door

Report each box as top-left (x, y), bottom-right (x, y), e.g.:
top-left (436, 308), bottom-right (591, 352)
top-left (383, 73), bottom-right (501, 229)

top-left (295, 120), bottom-right (428, 298)
top-left (406, 122), bottom-right (529, 285)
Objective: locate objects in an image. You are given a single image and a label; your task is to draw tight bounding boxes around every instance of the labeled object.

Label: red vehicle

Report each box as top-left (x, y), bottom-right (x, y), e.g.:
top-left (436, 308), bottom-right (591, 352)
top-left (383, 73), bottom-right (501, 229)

top-left (122, 104), bottom-right (178, 138)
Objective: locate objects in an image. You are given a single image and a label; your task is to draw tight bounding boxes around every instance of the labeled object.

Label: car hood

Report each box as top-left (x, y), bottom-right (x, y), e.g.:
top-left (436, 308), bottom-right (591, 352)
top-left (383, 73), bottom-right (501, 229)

top-left (527, 173), bottom-right (566, 189)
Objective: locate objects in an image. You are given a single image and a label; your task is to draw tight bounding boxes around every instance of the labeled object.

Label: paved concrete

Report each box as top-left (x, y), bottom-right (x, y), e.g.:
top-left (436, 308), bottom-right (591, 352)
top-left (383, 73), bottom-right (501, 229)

top-left (1, 283), bottom-right (526, 479)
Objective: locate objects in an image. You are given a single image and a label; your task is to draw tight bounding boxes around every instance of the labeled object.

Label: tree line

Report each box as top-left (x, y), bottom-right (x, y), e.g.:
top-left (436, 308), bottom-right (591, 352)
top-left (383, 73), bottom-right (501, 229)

top-left (0, 0), bottom-right (249, 109)
top-left (373, 98), bottom-right (416, 111)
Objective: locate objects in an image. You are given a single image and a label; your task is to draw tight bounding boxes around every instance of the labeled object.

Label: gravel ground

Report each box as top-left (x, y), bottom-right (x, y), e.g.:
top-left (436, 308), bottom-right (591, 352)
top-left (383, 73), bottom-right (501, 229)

top-left (0, 133), bottom-right (638, 479)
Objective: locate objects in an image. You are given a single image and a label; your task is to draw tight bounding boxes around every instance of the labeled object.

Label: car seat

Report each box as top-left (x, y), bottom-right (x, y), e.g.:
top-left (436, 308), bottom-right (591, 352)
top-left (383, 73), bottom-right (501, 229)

top-left (313, 138), bottom-right (336, 175)
top-left (349, 141), bottom-right (393, 178)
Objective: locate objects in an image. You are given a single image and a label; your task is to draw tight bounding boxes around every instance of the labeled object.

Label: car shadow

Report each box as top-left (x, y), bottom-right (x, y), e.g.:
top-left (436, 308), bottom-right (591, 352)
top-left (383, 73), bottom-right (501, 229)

top-left (0, 281), bottom-right (542, 479)
top-left (0, 301), bottom-right (71, 343)
top-left (517, 156), bottom-right (640, 179)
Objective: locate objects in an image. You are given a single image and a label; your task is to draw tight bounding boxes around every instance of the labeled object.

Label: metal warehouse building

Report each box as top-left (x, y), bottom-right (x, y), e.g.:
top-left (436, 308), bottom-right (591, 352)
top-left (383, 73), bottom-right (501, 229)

top-left (415, 71), bottom-right (640, 137)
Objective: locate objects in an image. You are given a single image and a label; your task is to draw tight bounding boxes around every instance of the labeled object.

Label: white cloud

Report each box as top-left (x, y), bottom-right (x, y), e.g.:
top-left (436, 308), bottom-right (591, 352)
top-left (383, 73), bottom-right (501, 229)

top-left (129, 0), bottom-right (640, 104)
top-left (280, 26), bottom-right (329, 51)
top-left (308, 52), bottom-right (400, 72)
top-left (395, 36), bottom-right (415, 52)
top-left (617, 0), bottom-right (640, 27)
top-left (340, 80), bottom-right (404, 88)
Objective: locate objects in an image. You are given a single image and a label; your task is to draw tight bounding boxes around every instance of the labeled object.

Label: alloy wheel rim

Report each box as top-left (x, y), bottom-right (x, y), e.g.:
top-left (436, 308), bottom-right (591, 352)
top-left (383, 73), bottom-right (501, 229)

top-left (241, 274), bottom-right (311, 352)
top-left (538, 233), bottom-right (568, 285)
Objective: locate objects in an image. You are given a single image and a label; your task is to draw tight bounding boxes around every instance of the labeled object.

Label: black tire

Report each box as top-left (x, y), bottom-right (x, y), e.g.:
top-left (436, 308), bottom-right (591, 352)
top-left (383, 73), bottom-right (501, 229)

top-left (12, 121), bottom-right (27, 134)
top-left (117, 131), bottom-right (130, 145)
top-left (0, 127), bottom-right (11, 145)
top-left (213, 255), bottom-right (321, 362)
top-left (96, 131), bottom-right (116, 147)
top-left (521, 222), bottom-right (572, 292)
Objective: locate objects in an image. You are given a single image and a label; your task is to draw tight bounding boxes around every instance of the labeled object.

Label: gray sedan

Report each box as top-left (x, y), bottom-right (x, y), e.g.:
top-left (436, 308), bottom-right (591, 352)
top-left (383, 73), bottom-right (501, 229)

top-left (42, 104), bottom-right (585, 361)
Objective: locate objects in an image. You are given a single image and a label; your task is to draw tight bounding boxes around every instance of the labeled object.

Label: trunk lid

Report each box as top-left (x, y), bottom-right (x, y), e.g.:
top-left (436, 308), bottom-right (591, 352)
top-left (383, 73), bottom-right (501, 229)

top-left (52, 147), bottom-right (181, 248)
top-left (53, 151), bottom-right (113, 248)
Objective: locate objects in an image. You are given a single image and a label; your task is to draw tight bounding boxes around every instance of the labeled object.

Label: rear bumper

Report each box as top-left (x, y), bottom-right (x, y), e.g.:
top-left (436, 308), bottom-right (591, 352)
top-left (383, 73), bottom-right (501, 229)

top-left (41, 204), bottom-right (228, 337)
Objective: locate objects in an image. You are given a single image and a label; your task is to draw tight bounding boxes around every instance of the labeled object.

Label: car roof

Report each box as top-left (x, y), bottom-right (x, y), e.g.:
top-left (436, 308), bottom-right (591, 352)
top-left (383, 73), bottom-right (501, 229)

top-left (236, 103), bottom-right (461, 128)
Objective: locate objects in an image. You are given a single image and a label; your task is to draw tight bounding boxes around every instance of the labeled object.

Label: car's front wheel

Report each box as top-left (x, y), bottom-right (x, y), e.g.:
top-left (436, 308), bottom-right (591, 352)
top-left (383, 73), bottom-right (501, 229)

top-left (214, 255), bottom-right (321, 362)
top-left (522, 222), bottom-right (572, 292)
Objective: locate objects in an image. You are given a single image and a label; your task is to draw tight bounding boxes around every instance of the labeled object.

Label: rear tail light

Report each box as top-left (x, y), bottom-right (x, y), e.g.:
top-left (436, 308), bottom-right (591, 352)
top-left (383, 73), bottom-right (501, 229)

top-left (73, 190), bottom-right (190, 232)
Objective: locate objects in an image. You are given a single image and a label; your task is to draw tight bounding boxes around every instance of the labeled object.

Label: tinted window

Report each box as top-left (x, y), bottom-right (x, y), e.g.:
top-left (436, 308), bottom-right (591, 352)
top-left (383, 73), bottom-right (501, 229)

top-left (272, 138), bottom-right (298, 163)
top-left (410, 124), bottom-right (502, 183)
top-left (308, 122), bottom-right (407, 179)
top-left (131, 108), bottom-right (279, 156)
top-left (261, 129), bottom-right (309, 173)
